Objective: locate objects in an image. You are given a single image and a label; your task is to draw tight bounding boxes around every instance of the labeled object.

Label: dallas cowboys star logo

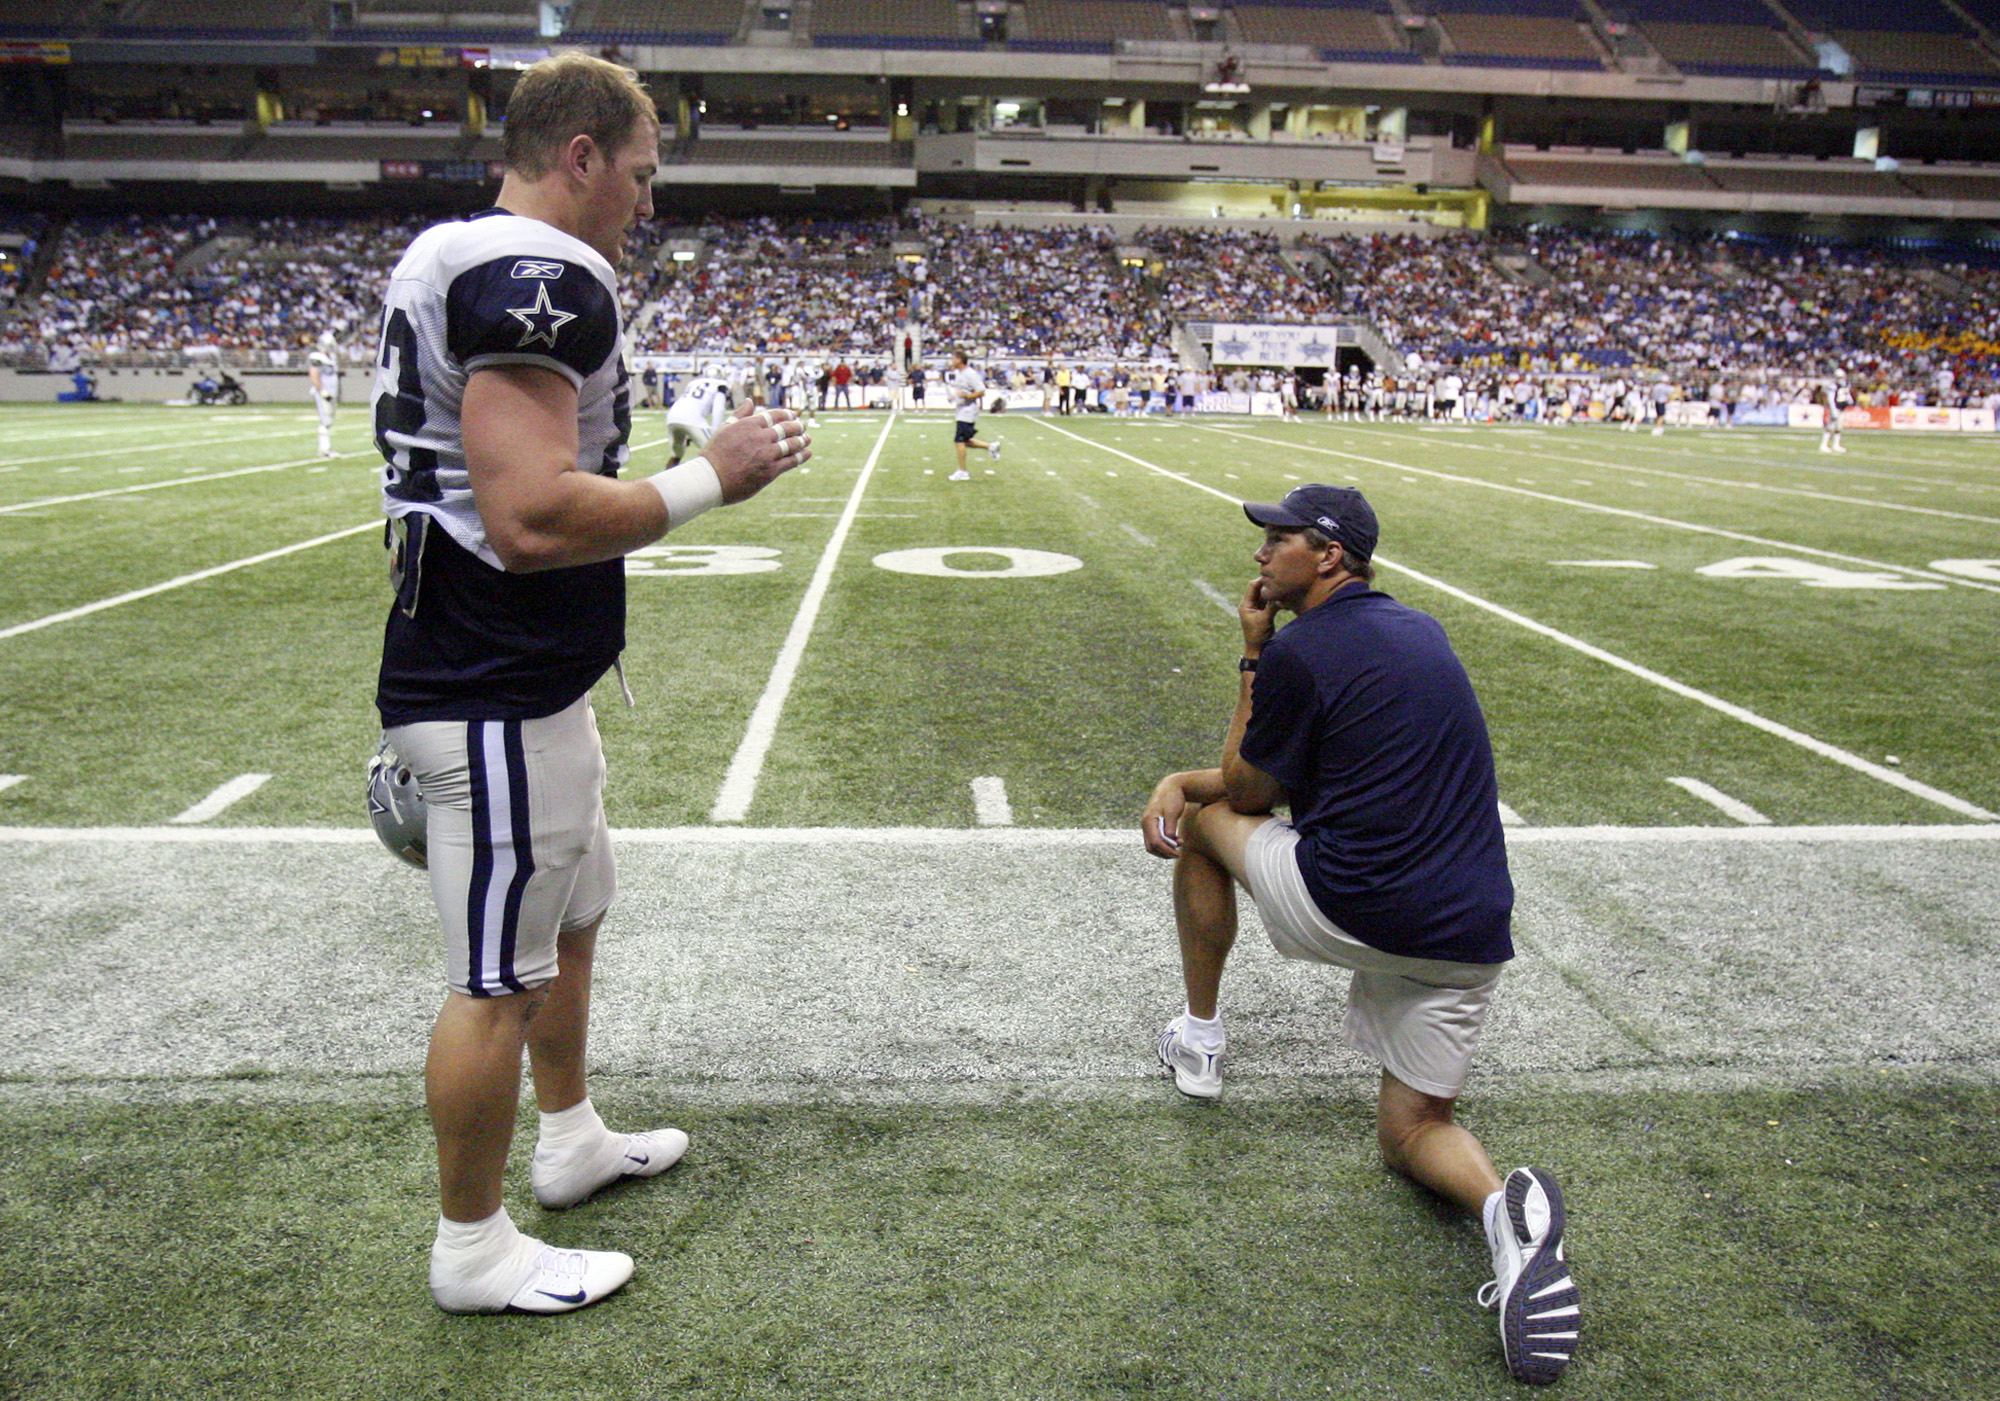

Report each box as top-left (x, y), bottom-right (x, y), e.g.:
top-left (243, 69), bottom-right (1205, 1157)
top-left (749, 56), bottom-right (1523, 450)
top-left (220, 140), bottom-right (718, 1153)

top-left (506, 282), bottom-right (576, 350)
top-left (1219, 337), bottom-right (1249, 358)
top-left (1299, 337), bottom-right (1331, 361)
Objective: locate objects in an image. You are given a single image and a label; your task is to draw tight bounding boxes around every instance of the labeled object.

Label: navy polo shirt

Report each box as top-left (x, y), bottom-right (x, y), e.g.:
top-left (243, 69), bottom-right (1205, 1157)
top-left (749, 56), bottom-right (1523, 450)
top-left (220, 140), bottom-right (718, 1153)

top-left (1240, 585), bottom-right (1515, 965)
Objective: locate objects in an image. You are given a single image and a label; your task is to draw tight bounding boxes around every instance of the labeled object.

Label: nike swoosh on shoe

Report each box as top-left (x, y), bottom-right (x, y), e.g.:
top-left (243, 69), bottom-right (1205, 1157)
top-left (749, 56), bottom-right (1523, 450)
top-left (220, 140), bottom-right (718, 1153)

top-left (538, 1288), bottom-right (588, 1305)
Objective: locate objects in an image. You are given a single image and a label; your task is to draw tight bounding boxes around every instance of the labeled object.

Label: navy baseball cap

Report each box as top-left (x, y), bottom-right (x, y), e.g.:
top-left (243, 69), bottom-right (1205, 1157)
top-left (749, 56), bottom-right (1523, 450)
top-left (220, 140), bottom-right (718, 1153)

top-left (1243, 485), bottom-right (1379, 560)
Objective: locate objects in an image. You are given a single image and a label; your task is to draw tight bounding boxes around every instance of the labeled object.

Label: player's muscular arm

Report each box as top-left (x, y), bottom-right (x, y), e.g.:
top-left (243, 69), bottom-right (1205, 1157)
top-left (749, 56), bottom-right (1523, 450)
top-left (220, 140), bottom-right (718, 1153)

top-left (465, 363), bottom-right (667, 572)
top-left (467, 367), bottom-right (811, 573)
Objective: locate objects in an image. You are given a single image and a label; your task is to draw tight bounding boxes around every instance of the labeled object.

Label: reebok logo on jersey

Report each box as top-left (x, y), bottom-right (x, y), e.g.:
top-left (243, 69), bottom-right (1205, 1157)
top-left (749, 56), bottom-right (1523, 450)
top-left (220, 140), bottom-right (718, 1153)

top-left (506, 282), bottom-right (577, 350)
top-left (511, 259), bottom-right (565, 280)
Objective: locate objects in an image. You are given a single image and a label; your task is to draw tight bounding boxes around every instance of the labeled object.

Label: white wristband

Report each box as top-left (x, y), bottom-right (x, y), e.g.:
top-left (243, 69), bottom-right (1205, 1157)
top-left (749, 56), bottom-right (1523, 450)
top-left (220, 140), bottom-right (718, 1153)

top-left (645, 457), bottom-right (723, 529)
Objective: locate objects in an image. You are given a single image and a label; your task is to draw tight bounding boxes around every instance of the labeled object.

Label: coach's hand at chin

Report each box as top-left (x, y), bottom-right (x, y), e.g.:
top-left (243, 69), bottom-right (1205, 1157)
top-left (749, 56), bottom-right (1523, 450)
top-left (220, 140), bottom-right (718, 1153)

top-left (705, 401), bottom-right (813, 504)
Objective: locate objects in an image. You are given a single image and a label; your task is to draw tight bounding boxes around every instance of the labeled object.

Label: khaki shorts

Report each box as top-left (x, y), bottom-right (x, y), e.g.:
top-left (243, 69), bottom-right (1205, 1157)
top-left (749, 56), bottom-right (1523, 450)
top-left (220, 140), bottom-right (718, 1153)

top-left (389, 693), bottom-right (615, 998)
top-left (1242, 819), bottom-right (1504, 1099)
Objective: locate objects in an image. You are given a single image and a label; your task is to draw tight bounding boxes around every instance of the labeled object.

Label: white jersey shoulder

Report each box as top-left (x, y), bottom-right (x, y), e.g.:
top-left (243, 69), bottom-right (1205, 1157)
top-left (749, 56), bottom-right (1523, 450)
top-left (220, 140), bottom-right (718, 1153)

top-left (374, 213), bottom-right (630, 567)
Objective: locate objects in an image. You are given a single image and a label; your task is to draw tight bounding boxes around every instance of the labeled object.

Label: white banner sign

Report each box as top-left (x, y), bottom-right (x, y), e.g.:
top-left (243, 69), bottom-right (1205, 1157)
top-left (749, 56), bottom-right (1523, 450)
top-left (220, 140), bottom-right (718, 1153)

top-left (1207, 324), bottom-right (1343, 368)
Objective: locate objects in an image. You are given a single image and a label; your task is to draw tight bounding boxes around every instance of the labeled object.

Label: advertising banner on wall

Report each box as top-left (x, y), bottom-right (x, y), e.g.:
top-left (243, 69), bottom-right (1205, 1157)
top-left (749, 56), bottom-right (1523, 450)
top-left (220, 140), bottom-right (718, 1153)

top-left (1206, 324), bottom-right (1343, 367)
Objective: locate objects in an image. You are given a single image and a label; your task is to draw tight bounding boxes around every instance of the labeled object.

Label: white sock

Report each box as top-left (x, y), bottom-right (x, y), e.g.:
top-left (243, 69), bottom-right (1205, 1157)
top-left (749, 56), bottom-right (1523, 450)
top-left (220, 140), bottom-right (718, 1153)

top-left (538, 1097), bottom-right (608, 1155)
top-left (1181, 1007), bottom-right (1224, 1051)
top-left (430, 1207), bottom-right (543, 1310)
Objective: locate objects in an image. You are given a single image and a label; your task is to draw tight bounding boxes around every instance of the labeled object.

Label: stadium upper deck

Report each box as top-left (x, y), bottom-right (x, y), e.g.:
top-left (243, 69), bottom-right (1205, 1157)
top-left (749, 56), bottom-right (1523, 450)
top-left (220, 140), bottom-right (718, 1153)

top-left (3, 0), bottom-right (2000, 226)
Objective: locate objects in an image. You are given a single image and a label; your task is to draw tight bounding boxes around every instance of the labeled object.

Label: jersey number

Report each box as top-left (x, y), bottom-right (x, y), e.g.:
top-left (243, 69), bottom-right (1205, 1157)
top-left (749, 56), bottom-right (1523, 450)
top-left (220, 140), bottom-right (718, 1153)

top-left (375, 307), bottom-right (441, 503)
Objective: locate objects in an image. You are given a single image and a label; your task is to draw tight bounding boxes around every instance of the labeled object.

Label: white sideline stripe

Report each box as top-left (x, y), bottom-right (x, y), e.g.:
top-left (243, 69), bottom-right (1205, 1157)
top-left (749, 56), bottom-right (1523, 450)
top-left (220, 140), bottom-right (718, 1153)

top-left (0, 775), bottom-right (24, 793)
top-left (168, 774), bottom-right (271, 824)
top-left (710, 411), bottom-right (899, 823)
top-left (2, 824), bottom-right (1998, 846)
top-left (1201, 424), bottom-right (2000, 595)
top-left (1496, 800), bottom-right (1525, 827)
top-left (1666, 777), bottom-right (1772, 826)
top-left (1192, 578), bottom-right (1236, 615)
top-left (1033, 418), bottom-right (2000, 823)
top-left (972, 776), bottom-right (1014, 827)
top-left (0, 426), bottom-right (310, 474)
top-left (0, 453), bottom-right (356, 516)
top-left (0, 522), bottom-right (380, 641)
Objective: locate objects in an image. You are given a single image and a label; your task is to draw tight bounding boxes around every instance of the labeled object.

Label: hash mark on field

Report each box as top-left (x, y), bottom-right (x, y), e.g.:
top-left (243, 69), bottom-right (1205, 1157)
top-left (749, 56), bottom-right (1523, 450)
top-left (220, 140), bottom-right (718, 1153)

top-left (971, 776), bottom-right (1014, 827)
top-left (0, 775), bottom-right (24, 793)
top-left (1192, 579), bottom-right (1236, 616)
top-left (1666, 777), bottom-right (1773, 826)
top-left (170, 774), bottom-right (271, 824)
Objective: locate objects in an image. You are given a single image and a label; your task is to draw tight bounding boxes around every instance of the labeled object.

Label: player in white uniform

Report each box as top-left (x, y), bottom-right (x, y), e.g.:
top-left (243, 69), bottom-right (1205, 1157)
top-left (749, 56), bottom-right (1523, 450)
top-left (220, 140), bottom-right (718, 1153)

top-left (308, 330), bottom-right (341, 457)
top-left (370, 52), bottom-right (810, 1318)
top-left (945, 348), bottom-right (1000, 481)
top-left (665, 361), bottom-right (734, 467)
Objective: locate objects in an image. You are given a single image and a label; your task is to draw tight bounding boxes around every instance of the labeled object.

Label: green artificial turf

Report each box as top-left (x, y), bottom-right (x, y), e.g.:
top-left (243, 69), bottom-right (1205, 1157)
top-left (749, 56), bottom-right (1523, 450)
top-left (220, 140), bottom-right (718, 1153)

top-left (0, 1079), bottom-right (1994, 1400)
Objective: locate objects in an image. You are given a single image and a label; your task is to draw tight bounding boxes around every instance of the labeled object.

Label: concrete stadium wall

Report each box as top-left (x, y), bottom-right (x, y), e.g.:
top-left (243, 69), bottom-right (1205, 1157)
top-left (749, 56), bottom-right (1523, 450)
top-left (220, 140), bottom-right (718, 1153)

top-left (0, 367), bottom-right (373, 405)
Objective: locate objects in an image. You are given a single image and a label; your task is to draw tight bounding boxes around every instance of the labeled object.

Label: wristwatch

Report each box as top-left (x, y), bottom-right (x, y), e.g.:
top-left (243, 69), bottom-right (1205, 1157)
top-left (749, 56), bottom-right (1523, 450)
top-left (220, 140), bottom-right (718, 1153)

top-left (1238, 656), bottom-right (1259, 673)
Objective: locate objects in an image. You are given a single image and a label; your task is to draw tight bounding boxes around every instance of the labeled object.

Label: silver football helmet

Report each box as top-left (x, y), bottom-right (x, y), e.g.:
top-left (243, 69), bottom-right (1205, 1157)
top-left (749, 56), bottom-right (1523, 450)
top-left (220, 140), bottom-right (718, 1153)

top-left (366, 739), bottom-right (428, 868)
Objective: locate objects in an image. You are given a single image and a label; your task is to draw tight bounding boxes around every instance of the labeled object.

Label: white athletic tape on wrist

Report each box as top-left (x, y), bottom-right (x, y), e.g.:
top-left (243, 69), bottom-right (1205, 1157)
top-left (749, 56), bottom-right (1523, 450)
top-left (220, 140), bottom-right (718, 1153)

top-left (645, 457), bottom-right (723, 528)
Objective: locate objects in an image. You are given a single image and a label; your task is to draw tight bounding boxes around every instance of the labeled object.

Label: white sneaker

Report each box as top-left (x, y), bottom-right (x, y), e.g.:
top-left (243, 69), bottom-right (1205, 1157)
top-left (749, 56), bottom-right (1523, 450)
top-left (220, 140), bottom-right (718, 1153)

top-left (430, 1237), bottom-right (634, 1315)
top-left (1479, 1167), bottom-right (1580, 1384)
top-left (532, 1126), bottom-right (689, 1209)
top-left (987, 438), bottom-right (1002, 460)
top-left (948, 468), bottom-right (971, 481)
top-left (1156, 1014), bottom-right (1224, 1099)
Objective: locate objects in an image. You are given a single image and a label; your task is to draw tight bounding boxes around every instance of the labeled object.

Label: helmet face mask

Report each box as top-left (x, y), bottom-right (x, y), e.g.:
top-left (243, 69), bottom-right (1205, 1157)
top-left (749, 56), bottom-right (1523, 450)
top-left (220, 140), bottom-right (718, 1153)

top-left (366, 741), bottom-right (428, 868)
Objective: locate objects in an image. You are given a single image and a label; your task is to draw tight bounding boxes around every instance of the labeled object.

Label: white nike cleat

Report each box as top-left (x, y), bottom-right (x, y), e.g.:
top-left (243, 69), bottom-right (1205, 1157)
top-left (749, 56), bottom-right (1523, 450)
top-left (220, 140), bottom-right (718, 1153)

top-left (532, 1126), bottom-right (689, 1210)
top-left (1480, 1166), bottom-right (1581, 1384)
top-left (947, 468), bottom-right (971, 481)
top-left (987, 438), bottom-right (1002, 460)
top-left (1157, 1014), bottom-right (1224, 1099)
top-left (430, 1237), bottom-right (634, 1315)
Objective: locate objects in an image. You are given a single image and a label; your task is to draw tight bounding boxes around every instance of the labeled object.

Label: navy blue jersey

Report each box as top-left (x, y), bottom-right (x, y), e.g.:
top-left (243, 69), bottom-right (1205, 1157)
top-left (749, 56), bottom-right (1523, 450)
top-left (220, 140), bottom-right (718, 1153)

top-left (1241, 586), bottom-right (1514, 965)
top-left (373, 210), bottom-right (633, 726)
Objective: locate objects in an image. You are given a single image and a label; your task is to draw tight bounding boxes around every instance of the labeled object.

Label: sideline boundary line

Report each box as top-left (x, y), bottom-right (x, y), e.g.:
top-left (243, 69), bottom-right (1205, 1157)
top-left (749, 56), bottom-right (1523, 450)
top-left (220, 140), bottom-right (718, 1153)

top-left (0, 450), bottom-right (361, 516)
top-left (709, 410), bottom-right (899, 822)
top-left (1030, 417), bottom-right (2000, 822)
top-left (0, 522), bottom-right (379, 641)
top-left (2, 823), bottom-right (1997, 845)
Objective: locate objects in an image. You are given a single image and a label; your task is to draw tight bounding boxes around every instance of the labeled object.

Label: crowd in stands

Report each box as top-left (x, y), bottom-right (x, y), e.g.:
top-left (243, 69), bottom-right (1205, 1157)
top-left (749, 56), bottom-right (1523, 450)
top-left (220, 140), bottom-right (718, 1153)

top-left (3, 207), bottom-right (1999, 405)
top-left (921, 219), bottom-right (1167, 360)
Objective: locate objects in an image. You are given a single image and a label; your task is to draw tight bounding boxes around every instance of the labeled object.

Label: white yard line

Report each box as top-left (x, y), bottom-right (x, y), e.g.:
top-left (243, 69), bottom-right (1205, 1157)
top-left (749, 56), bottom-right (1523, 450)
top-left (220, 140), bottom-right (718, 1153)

top-left (0, 776), bottom-right (24, 793)
top-left (1031, 417), bottom-right (2000, 823)
top-left (0, 453), bottom-right (358, 516)
top-left (0, 522), bottom-right (379, 641)
top-left (169, 774), bottom-right (271, 824)
top-left (1666, 777), bottom-right (1772, 826)
top-left (709, 411), bottom-right (899, 823)
top-left (0, 426), bottom-right (310, 473)
top-left (1338, 421), bottom-right (2000, 528)
top-left (1198, 424), bottom-right (2000, 595)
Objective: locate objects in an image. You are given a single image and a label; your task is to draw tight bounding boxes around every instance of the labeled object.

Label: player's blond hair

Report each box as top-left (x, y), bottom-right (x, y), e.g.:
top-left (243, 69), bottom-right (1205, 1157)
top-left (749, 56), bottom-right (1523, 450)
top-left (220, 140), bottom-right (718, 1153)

top-left (503, 52), bottom-right (658, 179)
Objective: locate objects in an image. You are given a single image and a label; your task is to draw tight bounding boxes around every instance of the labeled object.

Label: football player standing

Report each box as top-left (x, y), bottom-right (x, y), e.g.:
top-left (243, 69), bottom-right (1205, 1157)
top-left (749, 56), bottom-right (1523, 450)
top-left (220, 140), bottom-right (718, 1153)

top-left (368, 51), bottom-right (810, 1316)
